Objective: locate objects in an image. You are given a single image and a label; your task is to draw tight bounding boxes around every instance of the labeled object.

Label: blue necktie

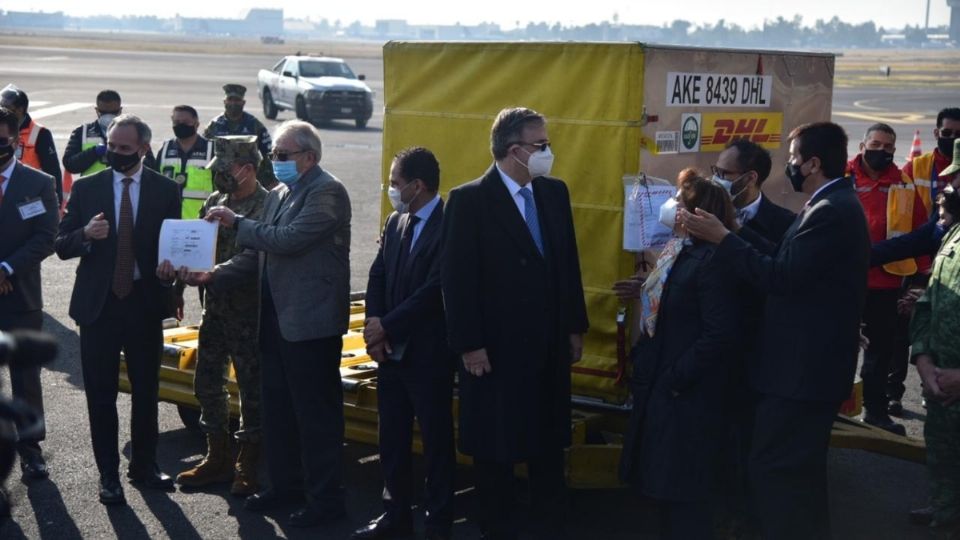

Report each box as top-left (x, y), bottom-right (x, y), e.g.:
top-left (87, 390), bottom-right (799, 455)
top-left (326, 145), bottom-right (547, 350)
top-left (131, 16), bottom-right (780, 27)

top-left (518, 187), bottom-right (544, 255)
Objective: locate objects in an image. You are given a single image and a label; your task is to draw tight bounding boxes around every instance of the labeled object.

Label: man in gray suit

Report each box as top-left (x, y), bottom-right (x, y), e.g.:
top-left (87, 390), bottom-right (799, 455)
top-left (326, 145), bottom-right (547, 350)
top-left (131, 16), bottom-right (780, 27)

top-left (190, 120), bottom-right (352, 528)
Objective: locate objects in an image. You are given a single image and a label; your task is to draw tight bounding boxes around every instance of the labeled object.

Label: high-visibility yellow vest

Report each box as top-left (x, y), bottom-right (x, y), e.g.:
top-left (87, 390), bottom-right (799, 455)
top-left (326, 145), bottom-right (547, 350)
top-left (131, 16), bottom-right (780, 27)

top-left (79, 123), bottom-right (109, 177)
top-left (158, 138), bottom-right (214, 220)
top-left (884, 172), bottom-right (920, 276)
top-left (910, 152), bottom-right (946, 216)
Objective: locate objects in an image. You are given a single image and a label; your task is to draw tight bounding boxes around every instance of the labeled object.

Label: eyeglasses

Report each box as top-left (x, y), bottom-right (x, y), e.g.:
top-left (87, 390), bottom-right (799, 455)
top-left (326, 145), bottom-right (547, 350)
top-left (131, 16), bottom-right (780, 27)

top-left (940, 129), bottom-right (958, 139)
top-left (710, 165), bottom-right (745, 179)
top-left (270, 149), bottom-right (306, 161)
top-left (0, 137), bottom-right (12, 147)
top-left (512, 141), bottom-right (551, 153)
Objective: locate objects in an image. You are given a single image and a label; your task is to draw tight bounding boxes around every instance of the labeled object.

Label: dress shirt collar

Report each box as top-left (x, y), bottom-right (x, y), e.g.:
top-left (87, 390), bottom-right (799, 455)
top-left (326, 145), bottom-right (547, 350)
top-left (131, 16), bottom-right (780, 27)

top-left (0, 157), bottom-right (15, 184)
top-left (113, 165), bottom-right (143, 186)
top-left (809, 176), bottom-right (845, 203)
top-left (496, 163), bottom-right (530, 197)
top-left (414, 194), bottom-right (441, 223)
top-left (738, 192), bottom-right (763, 223)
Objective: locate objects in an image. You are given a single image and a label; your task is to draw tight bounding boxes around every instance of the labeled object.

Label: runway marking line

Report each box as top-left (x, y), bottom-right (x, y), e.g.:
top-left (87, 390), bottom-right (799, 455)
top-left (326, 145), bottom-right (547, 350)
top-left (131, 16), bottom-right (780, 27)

top-left (31, 102), bottom-right (89, 120)
top-left (833, 111), bottom-right (928, 125)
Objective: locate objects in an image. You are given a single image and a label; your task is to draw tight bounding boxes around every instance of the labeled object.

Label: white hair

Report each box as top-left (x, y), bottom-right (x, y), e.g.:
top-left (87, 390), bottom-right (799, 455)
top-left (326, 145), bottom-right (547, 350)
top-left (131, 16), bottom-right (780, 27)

top-left (107, 114), bottom-right (152, 145)
top-left (273, 120), bottom-right (322, 161)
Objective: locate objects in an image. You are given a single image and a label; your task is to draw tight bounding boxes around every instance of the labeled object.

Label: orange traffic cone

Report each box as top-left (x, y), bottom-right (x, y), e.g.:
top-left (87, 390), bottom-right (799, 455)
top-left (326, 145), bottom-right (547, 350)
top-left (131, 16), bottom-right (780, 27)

top-left (909, 130), bottom-right (922, 161)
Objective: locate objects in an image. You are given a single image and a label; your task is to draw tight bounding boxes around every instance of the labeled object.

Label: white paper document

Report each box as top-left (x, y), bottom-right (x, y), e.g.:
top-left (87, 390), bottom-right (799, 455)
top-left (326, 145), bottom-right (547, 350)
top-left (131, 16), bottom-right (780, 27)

top-left (623, 178), bottom-right (675, 252)
top-left (158, 219), bottom-right (219, 272)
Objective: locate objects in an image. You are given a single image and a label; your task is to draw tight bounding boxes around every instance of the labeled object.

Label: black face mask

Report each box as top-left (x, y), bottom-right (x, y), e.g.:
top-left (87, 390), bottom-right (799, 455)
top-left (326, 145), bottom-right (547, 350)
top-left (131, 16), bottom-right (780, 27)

top-left (107, 150), bottom-right (141, 173)
top-left (863, 149), bottom-right (894, 172)
top-left (938, 137), bottom-right (957, 158)
top-left (225, 103), bottom-right (243, 117)
top-left (785, 162), bottom-right (808, 192)
top-left (0, 143), bottom-right (13, 164)
top-left (173, 123), bottom-right (197, 139)
top-left (214, 170), bottom-right (243, 194)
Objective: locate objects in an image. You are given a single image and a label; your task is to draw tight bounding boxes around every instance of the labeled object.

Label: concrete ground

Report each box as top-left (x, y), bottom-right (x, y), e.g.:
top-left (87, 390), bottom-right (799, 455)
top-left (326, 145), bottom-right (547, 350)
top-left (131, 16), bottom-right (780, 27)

top-left (0, 40), bottom-right (955, 539)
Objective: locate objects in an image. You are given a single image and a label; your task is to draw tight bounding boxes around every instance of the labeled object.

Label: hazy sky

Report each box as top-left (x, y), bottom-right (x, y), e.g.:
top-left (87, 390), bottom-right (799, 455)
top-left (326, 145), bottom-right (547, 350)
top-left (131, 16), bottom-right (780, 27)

top-left (10, 0), bottom-right (953, 29)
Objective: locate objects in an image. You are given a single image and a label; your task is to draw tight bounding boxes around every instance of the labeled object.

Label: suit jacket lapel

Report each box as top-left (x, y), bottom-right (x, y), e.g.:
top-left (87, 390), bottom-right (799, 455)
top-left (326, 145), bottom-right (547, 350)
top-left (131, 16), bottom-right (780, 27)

top-left (0, 163), bottom-right (29, 220)
top-left (387, 213), bottom-right (409, 302)
top-left (482, 166), bottom-right (542, 260)
top-left (273, 166), bottom-right (322, 223)
top-left (406, 199), bottom-right (443, 265)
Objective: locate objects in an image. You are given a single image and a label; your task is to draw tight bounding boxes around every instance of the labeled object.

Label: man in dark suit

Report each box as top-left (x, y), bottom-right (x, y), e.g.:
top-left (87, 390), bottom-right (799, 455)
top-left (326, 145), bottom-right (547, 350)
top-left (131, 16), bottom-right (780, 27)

top-left (355, 147), bottom-right (454, 540)
top-left (442, 107), bottom-right (589, 540)
top-left (200, 120), bottom-right (352, 528)
top-left (55, 114), bottom-right (180, 505)
top-left (683, 122), bottom-right (870, 540)
top-left (0, 107), bottom-right (58, 484)
top-left (711, 139), bottom-right (795, 534)
top-left (713, 139), bottom-right (796, 242)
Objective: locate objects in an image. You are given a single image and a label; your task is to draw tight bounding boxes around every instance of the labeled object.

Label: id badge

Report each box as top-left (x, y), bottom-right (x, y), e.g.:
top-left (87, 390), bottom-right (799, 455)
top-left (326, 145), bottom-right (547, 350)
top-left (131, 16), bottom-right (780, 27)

top-left (18, 198), bottom-right (46, 220)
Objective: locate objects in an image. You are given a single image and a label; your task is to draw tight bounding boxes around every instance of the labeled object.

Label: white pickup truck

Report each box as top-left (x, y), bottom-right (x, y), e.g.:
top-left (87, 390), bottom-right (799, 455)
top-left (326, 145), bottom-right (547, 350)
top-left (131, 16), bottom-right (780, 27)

top-left (257, 55), bottom-right (374, 128)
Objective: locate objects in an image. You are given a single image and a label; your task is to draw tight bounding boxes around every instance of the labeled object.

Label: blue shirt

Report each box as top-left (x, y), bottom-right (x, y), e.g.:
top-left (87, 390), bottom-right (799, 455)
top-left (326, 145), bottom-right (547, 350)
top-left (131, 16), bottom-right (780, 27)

top-left (409, 194), bottom-right (441, 251)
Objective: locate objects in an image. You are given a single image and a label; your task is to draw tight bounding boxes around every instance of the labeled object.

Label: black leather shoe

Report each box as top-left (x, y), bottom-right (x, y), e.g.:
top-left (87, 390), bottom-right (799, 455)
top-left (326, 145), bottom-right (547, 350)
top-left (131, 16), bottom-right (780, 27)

top-left (909, 506), bottom-right (934, 526)
top-left (887, 400), bottom-right (904, 417)
top-left (289, 505), bottom-right (346, 528)
top-left (862, 411), bottom-right (907, 436)
top-left (352, 513), bottom-right (414, 538)
top-left (21, 454), bottom-right (49, 480)
top-left (127, 464), bottom-right (175, 491)
top-left (99, 478), bottom-right (126, 506)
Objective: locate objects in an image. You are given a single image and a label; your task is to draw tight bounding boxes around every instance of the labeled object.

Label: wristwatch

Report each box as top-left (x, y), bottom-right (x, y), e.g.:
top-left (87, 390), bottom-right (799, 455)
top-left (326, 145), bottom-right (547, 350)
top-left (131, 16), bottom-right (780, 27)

top-left (233, 215), bottom-right (245, 231)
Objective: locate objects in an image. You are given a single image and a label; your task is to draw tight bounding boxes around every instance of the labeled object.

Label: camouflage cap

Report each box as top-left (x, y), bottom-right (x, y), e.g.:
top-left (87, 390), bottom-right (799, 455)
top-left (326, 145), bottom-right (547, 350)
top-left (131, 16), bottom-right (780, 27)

top-left (222, 84), bottom-right (247, 98)
top-left (206, 135), bottom-right (261, 171)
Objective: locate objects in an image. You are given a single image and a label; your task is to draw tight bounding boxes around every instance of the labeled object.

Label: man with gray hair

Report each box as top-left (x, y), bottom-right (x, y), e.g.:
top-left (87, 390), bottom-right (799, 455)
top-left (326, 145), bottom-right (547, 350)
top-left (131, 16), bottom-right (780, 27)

top-left (191, 120), bottom-right (352, 528)
top-left (55, 114), bottom-right (181, 505)
top-left (442, 107), bottom-right (589, 538)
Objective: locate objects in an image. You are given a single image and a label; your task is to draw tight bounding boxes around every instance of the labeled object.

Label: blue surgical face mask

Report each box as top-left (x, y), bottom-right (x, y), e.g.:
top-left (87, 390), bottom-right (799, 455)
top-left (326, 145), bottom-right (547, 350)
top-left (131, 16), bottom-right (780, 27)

top-left (272, 160), bottom-right (300, 185)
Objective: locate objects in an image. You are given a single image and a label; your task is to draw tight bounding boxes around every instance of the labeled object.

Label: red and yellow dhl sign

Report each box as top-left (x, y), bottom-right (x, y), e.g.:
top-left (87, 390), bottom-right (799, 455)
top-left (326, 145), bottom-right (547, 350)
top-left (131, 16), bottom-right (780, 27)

top-left (700, 112), bottom-right (783, 151)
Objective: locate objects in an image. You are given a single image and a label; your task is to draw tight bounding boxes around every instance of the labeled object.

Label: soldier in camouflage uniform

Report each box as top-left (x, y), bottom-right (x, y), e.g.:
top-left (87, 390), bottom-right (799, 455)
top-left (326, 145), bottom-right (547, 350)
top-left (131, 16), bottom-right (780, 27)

top-left (204, 84), bottom-right (278, 190)
top-left (176, 136), bottom-right (268, 496)
top-left (911, 171), bottom-right (960, 537)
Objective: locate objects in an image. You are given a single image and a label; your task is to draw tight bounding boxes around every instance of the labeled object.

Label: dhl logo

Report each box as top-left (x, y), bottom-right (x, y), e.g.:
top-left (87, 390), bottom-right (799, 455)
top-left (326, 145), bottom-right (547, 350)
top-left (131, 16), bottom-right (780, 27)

top-left (700, 112), bottom-right (783, 152)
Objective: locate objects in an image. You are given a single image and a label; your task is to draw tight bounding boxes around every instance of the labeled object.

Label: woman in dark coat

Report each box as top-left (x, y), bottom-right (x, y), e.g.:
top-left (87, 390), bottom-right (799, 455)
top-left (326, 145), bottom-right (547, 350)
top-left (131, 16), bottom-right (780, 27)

top-left (618, 169), bottom-right (742, 539)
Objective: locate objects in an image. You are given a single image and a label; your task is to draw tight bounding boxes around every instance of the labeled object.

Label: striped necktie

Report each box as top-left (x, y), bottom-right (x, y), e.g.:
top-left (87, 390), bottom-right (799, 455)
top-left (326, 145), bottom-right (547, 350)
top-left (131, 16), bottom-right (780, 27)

top-left (518, 187), bottom-right (544, 255)
top-left (112, 177), bottom-right (135, 298)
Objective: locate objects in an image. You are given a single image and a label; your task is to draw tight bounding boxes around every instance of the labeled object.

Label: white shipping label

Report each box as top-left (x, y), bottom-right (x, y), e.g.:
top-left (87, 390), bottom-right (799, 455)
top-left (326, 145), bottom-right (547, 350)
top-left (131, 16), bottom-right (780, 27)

top-left (666, 72), bottom-right (773, 107)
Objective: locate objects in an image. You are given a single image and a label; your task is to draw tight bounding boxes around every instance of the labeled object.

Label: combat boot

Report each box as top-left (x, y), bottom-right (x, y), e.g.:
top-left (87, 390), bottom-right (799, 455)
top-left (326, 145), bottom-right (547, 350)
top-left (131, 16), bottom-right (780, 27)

top-left (176, 432), bottom-right (234, 487)
top-left (230, 440), bottom-right (261, 497)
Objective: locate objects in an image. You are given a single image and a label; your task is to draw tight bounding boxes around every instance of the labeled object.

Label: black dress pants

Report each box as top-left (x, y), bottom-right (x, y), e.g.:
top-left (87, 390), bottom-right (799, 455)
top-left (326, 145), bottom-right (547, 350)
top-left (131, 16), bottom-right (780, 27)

top-left (0, 310), bottom-right (45, 460)
top-left (79, 284), bottom-right (163, 480)
top-left (749, 394), bottom-right (839, 540)
top-left (259, 289), bottom-right (345, 512)
top-left (860, 288), bottom-right (909, 413)
top-left (473, 449), bottom-right (566, 540)
top-left (377, 360), bottom-right (455, 532)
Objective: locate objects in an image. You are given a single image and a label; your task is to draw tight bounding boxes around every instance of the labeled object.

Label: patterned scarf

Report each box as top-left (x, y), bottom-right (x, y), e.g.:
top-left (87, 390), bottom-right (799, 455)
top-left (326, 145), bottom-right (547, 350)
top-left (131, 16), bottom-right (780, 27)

top-left (640, 236), bottom-right (686, 337)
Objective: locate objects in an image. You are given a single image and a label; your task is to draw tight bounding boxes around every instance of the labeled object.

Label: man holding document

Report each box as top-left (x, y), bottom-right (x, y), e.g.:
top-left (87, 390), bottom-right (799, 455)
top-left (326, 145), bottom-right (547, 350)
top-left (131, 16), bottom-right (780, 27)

top-left (180, 120), bottom-right (352, 528)
top-left (158, 135), bottom-right (268, 496)
top-left (55, 114), bottom-right (181, 505)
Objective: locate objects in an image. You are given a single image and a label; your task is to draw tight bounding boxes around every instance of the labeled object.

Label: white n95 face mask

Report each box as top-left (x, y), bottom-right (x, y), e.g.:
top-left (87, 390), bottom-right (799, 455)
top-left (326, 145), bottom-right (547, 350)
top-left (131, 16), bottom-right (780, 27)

top-left (387, 182), bottom-right (414, 213)
top-left (524, 146), bottom-right (555, 178)
top-left (659, 197), bottom-right (679, 229)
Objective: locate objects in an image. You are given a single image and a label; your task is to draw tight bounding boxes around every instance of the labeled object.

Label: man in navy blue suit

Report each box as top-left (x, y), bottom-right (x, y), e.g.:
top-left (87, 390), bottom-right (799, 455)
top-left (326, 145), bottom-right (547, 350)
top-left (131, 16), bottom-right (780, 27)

top-left (356, 147), bottom-right (454, 540)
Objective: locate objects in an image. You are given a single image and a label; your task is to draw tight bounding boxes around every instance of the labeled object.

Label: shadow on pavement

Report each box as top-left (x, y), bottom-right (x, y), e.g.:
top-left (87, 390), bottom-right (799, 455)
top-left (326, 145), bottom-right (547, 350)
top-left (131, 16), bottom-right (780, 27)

top-left (26, 479), bottom-right (83, 540)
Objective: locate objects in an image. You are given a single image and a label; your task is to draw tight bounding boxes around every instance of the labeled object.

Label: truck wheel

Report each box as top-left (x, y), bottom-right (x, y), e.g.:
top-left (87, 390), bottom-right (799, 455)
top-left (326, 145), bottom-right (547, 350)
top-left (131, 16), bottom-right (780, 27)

top-left (355, 118), bottom-right (368, 129)
top-left (177, 405), bottom-right (201, 432)
top-left (262, 89), bottom-right (278, 120)
top-left (295, 96), bottom-right (308, 121)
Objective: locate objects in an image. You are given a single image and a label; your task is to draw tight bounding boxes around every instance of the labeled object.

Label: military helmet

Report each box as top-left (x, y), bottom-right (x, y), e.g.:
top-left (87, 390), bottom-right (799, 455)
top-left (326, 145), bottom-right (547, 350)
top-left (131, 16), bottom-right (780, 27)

top-left (207, 135), bottom-right (261, 171)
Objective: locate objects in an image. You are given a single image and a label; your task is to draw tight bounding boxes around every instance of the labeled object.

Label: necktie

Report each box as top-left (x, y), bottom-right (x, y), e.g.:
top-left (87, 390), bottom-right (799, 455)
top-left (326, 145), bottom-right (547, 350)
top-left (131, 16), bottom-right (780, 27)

top-left (397, 215), bottom-right (420, 270)
top-left (0, 175), bottom-right (6, 208)
top-left (112, 177), bottom-right (135, 299)
top-left (518, 187), bottom-right (544, 255)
